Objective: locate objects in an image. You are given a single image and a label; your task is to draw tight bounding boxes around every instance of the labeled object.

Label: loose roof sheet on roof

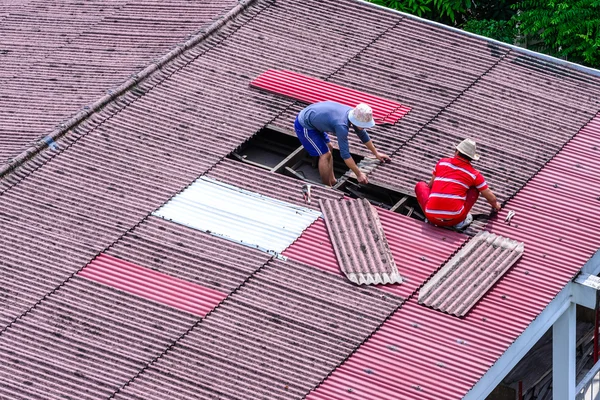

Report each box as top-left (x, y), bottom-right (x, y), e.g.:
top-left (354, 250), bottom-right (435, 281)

top-left (320, 198), bottom-right (402, 285)
top-left (0, 0), bottom-right (599, 399)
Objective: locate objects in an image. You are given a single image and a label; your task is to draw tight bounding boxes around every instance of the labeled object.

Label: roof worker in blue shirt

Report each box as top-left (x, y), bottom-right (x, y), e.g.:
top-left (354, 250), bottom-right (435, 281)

top-left (294, 101), bottom-right (390, 186)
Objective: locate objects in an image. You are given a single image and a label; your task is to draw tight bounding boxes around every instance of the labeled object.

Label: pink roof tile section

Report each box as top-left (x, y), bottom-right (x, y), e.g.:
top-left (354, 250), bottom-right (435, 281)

top-left (79, 254), bottom-right (228, 317)
top-left (418, 231), bottom-right (525, 317)
top-left (284, 208), bottom-right (467, 299)
top-left (205, 157), bottom-right (343, 211)
top-left (0, 0), bottom-right (239, 161)
top-left (0, 276), bottom-right (198, 400)
top-left (305, 113), bottom-right (600, 400)
top-left (320, 198), bottom-right (402, 285)
top-left (112, 258), bottom-right (404, 400)
top-left (250, 69), bottom-right (411, 124)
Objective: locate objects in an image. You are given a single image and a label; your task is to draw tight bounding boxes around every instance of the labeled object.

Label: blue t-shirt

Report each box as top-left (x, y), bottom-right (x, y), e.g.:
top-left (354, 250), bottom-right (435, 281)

top-left (297, 101), bottom-right (371, 160)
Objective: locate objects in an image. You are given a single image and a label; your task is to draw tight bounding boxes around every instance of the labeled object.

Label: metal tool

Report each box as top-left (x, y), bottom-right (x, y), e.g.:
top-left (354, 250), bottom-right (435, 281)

top-left (301, 183), bottom-right (312, 205)
top-left (505, 210), bottom-right (516, 224)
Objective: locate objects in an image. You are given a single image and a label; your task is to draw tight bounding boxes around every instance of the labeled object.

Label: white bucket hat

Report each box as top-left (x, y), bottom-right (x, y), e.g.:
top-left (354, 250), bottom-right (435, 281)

top-left (348, 103), bottom-right (375, 129)
top-left (455, 138), bottom-right (480, 161)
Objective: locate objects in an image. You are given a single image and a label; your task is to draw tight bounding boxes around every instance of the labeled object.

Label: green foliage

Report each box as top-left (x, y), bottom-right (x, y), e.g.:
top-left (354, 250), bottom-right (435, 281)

top-left (368, 0), bottom-right (432, 19)
top-left (367, 0), bottom-right (600, 68)
top-left (367, 0), bottom-right (470, 23)
top-left (512, 0), bottom-right (600, 67)
top-left (462, 19), bottom-right (517, 44)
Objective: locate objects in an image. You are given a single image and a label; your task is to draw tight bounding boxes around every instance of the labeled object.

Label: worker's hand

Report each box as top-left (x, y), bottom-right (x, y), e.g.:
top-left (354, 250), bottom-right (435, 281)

top-left (376, 152), bottom-right (391, 163)
top-left (327, 142), bottom-right (333, 152)
top-left (357, 172), bottom-right (369, 184)
top-left (491, 201), bottom-right (501, 211)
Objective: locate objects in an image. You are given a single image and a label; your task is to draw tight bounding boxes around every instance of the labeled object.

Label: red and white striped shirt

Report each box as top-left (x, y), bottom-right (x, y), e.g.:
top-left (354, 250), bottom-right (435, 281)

top-left (425, 156), bottom-right (488, 218)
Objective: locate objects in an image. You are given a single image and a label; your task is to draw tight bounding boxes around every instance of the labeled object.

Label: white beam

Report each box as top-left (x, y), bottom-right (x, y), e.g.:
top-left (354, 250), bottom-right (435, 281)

top-left (553, 303), bottom-right (577, 400)
top-left (462, 284), bottom-right (573, 400)
top-left (573, 274), bottom-right (599, 309)
top-left (582, 250), bottom-right (600, 275)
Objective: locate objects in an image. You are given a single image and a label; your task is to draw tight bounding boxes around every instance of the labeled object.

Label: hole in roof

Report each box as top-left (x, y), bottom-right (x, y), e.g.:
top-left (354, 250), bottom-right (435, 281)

top-left (228, 125), bottom-right (364, 185)
top-left (334, 180), bottom-right (425, 222)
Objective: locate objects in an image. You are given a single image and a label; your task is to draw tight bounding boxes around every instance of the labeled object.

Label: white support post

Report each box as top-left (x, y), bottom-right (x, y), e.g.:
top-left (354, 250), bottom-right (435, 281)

top-left (553, 302), bottom-right (577, 400)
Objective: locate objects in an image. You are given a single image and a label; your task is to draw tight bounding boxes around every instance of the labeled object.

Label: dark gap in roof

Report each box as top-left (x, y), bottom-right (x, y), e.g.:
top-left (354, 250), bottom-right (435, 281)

top-left (335, 180), bottom-right (424, 221)
top-left (228, 125), bottom-right (364, 185)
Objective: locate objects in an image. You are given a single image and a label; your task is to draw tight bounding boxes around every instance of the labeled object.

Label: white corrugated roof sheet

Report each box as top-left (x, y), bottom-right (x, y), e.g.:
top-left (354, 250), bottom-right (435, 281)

top-left (153, 176), bottom-right (321, 255)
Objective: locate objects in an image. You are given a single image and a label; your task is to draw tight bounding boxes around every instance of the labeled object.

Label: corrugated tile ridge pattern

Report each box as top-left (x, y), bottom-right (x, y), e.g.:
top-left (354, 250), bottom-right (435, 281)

top-left (418, 231), bottom-right (525, 317)
top-left (320, 198), bottom-right (402, 285)
top-left (0, 0), bottom-right (255, 177)
top-left (298, 221), bottom-right (465, 399)
top-left (79, 254), bottom-right (228, 317)
top-left (0, 0), bottom-right (268, 192)
top-left (303, 108), bottom-right (600, 400)
top-left (250, 69), bottom-right (411, 124)
top-left (383, 50), bottom-right (510, 159)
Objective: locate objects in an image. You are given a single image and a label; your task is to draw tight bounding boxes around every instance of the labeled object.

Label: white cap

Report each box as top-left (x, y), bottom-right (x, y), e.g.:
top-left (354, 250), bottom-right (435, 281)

top-left (455, 138), bottom-right (480, 161)
top-left (348, 103), bottom-right (376, 129)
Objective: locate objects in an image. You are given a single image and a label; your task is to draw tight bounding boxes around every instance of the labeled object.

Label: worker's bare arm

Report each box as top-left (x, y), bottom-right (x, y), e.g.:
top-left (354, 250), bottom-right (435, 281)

top-left (364, 140), bottom-right (390, 163)
top-left (428, 173), bottom-right (435, 188)
top-left (480, 188), bottom-right (501, 211)
top-left (343, 156), bottom-right (368, 184)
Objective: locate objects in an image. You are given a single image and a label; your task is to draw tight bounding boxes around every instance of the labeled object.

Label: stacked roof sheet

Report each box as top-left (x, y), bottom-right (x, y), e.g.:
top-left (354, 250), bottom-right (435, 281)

top-left (320, 198), bottom-right (402, 285)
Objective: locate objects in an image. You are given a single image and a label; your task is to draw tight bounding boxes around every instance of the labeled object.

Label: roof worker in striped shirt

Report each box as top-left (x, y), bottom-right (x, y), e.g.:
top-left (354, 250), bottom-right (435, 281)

top-left (414, 138), bottom-right (501, 230)
top-left (294, 101), bottom-right (390, 186)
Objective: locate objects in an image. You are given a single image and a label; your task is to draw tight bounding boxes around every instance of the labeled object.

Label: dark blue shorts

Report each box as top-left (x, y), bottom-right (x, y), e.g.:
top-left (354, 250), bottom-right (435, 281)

top-left (294, 117), bottom-right (330, 157)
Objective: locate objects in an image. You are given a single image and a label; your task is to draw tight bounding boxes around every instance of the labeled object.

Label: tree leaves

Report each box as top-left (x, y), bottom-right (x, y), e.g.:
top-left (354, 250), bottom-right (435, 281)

top-left (514, 0), bottom-right (600, 67)
top-left (365, 0), bottom-right (599, 68)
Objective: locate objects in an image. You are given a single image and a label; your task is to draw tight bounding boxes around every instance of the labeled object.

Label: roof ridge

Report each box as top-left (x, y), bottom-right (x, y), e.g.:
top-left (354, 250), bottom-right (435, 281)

top-left (355, 0), bottom-right (600, 78)
top-left (0, 0), bottom-right (259, 182)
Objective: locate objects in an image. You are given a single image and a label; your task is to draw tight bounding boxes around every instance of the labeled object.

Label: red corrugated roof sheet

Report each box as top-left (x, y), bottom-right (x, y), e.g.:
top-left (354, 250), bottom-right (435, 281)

top-left (79, 254), bottom-right (227, 316)
top-left (304, 112), bottom-right (600, 400)
top-left (250, 69), bottom-right (411, 124)
top-left (284, 208), bottom-right (467, 299)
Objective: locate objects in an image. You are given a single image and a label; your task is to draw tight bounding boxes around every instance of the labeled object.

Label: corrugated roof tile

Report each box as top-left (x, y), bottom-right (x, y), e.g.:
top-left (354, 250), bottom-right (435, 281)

top-left (418, 231), bottom-right (525, 317)
top-left (250, 69), bottom-right (411, 124)
top-left (320, 198), bottom-right (402, 285)
top-left (113, 258), bottom-right (404, 400)
top-left (284, 208), bottom-right (466, 298)
top-left (79, 254), bottom-right (228, 316)
top-left (153, 176), bottom-right (322, 255)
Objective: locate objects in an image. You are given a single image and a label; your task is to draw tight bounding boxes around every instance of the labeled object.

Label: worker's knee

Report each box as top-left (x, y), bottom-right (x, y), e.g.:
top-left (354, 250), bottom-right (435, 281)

top-left (319, 152), bottom-right (332, 162)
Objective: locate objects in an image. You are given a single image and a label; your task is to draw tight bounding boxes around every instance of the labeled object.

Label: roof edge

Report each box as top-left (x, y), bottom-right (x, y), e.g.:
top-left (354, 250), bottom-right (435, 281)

top-left (0, 0), bottom-right (258, 180)
top-left (354, 0), bottom-right (600, 78)
top-left (462, 282), bottom-right (574, 399)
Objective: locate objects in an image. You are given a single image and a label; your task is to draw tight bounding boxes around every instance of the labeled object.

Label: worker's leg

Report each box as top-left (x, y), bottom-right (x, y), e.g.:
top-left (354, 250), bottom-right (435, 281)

top-left (457, 187), bottom-right (480, 219)
top-left (318, 152), bottom-right (336, 186)
top-left (414, 181), bottom-right (431, 213)
top-left (449, 188), bottom-right (480, 229)
top-left (295, 117), bottom-right (331, 184)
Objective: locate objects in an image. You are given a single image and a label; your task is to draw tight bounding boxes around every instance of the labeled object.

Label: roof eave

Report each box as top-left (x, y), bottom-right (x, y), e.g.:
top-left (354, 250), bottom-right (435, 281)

top-left (462, 250), bottom-right (600, 399)
top-left (354, 0), bottom-right (600, 79)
